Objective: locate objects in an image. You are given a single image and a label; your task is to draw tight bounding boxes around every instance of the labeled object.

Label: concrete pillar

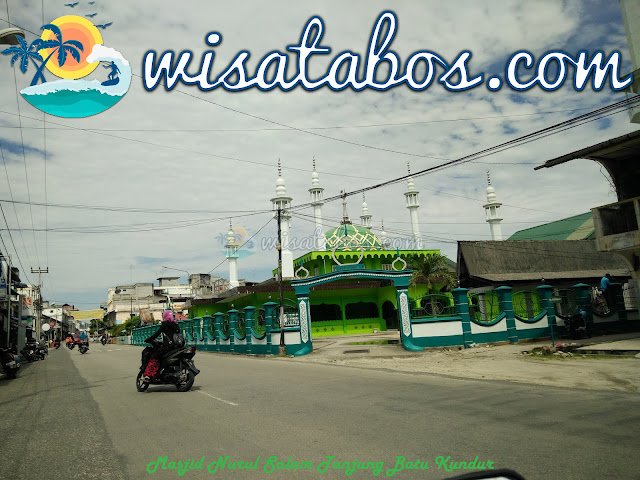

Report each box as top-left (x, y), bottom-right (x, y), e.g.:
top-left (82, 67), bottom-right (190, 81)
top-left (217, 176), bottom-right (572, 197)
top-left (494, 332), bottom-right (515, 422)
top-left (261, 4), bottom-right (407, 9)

top-left (451, 288), bottom-right (473, 348)
top-left (228, 309), bottom-right (238, 351)
top-left (496, 286), bottom-right (518, 344)
top-left (263, 302), bottom-right (278, 352)
top-left (538, 285), bottom-right (558, 343)
top-left (213, 313), bottom-right (223, 347)
top-left (244, 306), bottom-right (255, 350)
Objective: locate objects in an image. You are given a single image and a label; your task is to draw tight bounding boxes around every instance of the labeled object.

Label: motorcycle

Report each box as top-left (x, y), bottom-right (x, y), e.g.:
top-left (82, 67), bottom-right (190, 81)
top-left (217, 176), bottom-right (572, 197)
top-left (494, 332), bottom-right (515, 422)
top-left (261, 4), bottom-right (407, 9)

top-left (78, 341), bottom-right (89, 354)
top-left (53, 339), bottom-right (60, 349)
top-left (136, 340), bottom-right (200, 392)
top-left (0, 346), bottom-right (20, 379)
top-left (101, 336), bottom-right (108, 346)
top-left (20, 341), bottom-right (45, 362)
top-left (565, 312), bottom-right (590, 339)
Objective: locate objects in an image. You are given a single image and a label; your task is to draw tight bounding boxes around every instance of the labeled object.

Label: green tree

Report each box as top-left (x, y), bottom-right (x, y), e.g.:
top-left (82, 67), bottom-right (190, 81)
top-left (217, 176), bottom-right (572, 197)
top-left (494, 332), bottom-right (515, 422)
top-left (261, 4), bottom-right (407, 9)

top-left (408, 253), bottom-right (456, 292)
top-left (30, 23), bottom-right (84, 86)
top-left (1, 36), bottom-right (47, 85)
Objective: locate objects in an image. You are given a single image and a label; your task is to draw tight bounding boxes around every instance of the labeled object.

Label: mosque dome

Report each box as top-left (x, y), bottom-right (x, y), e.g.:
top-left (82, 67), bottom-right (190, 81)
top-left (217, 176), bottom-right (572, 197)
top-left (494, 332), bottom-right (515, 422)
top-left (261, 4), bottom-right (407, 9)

top-left (325, 223), bottom-right (383, 251)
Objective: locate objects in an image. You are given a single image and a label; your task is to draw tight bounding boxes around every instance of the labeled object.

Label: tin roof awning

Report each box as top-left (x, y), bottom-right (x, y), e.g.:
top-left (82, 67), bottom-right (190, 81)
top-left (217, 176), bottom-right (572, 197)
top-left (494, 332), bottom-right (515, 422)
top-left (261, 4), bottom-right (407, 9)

top-left (534, 129), bottom-right (640, 201)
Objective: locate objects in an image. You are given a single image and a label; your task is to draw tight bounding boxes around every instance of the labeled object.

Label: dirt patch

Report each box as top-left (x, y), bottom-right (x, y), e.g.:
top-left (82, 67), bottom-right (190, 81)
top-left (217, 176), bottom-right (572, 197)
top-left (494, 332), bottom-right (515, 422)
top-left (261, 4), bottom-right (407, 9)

top-left (324, 345), bottom-right (640, 392)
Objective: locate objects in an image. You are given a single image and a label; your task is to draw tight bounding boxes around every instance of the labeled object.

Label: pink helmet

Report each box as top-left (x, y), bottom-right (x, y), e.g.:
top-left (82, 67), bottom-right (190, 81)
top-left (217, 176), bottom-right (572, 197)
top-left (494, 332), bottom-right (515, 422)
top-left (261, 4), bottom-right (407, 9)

top-left (162, 310), bottom-right (176, 323)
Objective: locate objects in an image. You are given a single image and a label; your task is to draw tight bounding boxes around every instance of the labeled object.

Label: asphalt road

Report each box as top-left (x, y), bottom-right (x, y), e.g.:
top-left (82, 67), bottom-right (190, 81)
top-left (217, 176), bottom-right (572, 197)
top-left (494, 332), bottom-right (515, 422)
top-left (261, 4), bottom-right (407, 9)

top-left (1, 344), bottom-right (638, 480)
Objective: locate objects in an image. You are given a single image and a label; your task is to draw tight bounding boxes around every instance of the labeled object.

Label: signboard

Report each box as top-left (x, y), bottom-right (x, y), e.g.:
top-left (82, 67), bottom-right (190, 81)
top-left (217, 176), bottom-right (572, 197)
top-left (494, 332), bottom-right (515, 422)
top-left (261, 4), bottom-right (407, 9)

top-left (42, 323), bottom-right (50, 332)
top-left (50, 321), bottom-right (55, 328)
top-left (550, 297), bottom-right (562, 303)
top-left (139, 308), bottom-right (152, 324)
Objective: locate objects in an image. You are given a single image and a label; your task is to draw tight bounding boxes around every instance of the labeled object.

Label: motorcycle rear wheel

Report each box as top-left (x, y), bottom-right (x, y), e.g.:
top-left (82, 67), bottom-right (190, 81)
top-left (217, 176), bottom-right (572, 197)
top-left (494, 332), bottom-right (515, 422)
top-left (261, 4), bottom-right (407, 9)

top-left (176, 367), bottom-right (194, 392)
top-left (136, 371), bottom-right (149, 392)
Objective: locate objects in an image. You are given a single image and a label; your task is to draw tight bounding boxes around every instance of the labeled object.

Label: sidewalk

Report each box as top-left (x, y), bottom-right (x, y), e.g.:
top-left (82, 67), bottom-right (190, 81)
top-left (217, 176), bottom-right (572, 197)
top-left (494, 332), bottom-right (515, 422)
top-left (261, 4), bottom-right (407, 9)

top-left (285, 330), bottom-right (640, 393)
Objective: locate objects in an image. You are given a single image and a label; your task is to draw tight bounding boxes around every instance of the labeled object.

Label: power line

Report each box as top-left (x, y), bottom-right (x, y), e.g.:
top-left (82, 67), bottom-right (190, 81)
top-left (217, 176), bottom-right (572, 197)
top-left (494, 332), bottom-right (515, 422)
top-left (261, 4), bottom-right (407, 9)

top-left (206, 215), bottom-right (274, 274)
top-left (0, 143), bottom-right (32, 282)
top-left (289, 211), bottom-right (611, 263)
top-left (5, 3), bottom-right (41, 270)
top-left (0, 210), bottom-right (272, 234)
top-left (0, 108), bottom-right (384, 181)
top-left (0, 203), bottom-right (30, 282)
top-left (288, 96), bottom-right (640, 212)
top-left (0, 198), bottom-right (272, 215)
top-left (0, 108), bottom-right (599, 132)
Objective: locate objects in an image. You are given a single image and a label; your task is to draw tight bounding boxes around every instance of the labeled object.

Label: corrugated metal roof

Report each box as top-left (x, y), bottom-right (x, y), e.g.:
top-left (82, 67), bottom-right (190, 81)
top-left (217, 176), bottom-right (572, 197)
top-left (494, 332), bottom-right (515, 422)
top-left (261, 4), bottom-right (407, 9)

top-left (507, 212), bottom-right (594, 240)
top-left (458, 239), bottom-right (630, 286)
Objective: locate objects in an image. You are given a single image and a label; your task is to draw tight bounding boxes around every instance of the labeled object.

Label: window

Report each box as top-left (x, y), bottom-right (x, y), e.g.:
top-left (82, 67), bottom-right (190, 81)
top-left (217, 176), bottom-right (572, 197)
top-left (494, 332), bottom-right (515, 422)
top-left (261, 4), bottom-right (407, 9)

top-left (345, 302), bottom-right (379, 319)
top-left (310, 303), bottom-right (341, 321)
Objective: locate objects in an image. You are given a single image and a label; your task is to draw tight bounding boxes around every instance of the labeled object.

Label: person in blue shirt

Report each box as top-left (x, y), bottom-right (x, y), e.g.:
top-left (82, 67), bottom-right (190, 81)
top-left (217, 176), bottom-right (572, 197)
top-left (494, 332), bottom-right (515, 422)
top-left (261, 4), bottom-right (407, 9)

top-left (600, 273), bottom-right (613, 311)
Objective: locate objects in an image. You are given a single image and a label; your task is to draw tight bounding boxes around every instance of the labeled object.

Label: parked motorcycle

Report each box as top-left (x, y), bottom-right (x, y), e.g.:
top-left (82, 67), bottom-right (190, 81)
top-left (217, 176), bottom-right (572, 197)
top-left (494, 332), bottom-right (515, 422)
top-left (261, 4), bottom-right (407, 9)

top-left (21, 341), bottom-right (45, 362)
top-left (565, 312), bottom-right (590, 339)
top-left (0, 346), bottom-right (20, 379)
top-left (53, 339), bottom-right (60, 349)
top-left (101, 336), bottom-right (107, 346)
top-left (78, 341), bottom-right (89, 354)
top-left (136, 340), bottom-right (199, 392)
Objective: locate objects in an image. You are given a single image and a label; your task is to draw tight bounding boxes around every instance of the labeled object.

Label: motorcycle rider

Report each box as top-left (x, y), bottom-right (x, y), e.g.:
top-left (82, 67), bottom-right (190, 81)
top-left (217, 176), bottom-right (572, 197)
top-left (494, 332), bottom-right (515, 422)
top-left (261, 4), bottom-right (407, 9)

top-left (142, 310), bottom-right (180, 381)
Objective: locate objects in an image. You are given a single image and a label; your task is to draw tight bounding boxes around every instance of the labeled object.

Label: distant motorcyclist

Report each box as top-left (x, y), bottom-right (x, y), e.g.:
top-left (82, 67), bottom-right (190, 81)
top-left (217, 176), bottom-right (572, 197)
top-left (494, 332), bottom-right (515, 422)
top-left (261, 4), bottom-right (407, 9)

top-left (142, 311), bottom-right (180, 381)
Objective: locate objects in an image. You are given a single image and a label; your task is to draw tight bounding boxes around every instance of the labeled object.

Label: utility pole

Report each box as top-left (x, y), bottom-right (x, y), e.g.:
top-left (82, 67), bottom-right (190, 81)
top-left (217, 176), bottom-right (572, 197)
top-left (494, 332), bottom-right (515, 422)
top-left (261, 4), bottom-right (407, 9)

top-left (2, 255), bottom-right (11, 348)
top-left (31, 267), bottom-right (48, 343)
top-left (277, 207), bottom-right (285, 355)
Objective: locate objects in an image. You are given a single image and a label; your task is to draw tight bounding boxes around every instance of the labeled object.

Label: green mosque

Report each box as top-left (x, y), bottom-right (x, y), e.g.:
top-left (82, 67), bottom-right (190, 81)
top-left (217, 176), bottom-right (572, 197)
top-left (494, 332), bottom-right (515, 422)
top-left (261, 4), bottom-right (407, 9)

top-left (188, 162), bottom-right (459, 337)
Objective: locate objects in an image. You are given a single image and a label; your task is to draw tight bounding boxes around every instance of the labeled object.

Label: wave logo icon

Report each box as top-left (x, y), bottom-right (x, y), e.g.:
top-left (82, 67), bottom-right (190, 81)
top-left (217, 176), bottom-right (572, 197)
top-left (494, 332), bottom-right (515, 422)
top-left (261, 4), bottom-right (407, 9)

top-left (2, 15), bottom-right (130, 118)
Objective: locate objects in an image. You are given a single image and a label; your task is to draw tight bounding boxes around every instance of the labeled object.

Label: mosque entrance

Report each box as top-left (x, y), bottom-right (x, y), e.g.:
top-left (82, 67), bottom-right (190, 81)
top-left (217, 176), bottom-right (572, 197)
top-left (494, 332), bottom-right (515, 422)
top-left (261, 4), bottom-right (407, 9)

top-left (382, 301), bottom-right (398, 330)
top-left (290, 264), bottom-right (414, 353)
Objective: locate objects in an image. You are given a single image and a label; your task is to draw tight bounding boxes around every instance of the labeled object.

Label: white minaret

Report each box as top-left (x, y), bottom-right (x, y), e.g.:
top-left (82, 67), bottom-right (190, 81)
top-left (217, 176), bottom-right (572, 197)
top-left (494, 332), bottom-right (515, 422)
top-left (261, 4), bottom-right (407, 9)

top-left (225, 221), bottom-right (240, 288)
top-left (380, 220), bottom-right (389, 249)
top-left (271, 160), bottom-right (294, 279)
top-left (404, 163), bottom-right (423, 249)
top-left (309, 158), bottom-right (325, 251)
top-left (484, 171), bottom-right (503, 241)
top-left (360, 193), bottom-right (372, 228)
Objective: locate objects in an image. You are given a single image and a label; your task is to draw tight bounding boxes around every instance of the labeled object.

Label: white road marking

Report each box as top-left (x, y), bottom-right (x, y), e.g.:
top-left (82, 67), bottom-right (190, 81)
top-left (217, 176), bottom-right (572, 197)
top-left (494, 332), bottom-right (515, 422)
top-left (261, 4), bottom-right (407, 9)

top-left (115, 349), bottom-right (122, 351)
top-left (107, 349), bottom-right (113, 352)
top-left (197, 390), bottom-right (238, 406)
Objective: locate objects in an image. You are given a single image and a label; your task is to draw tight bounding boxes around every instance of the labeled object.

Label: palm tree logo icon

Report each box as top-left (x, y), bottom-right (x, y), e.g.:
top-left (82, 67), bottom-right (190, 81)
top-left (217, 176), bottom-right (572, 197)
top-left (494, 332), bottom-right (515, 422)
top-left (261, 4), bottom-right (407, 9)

top-left (1, 14), bottom-right (130, 118)
top-left (31, 23), bottom-right (84, 85)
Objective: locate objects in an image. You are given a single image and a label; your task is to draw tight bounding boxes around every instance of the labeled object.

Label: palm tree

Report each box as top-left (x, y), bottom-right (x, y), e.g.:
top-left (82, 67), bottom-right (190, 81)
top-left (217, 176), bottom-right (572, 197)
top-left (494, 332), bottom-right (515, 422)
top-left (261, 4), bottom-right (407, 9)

top-left (408, 253), bottom-right (456, 291)
top-left (1, 36), bottom-right (47, 85)
top-left (29, 23), bottom-right (84, 85)
top-left (408, 253), bottom-right (457, 317)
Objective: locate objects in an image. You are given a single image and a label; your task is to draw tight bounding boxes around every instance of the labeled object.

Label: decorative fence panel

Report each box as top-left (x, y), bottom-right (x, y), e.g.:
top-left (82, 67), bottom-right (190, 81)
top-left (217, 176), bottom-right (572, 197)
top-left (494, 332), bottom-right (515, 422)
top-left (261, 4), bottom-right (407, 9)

top-left (412, 293), bottom-right (456, 319)
top-left (512, 290), bottom-right (544, 320)
top-left (468, 292), bottom-right (501, 324)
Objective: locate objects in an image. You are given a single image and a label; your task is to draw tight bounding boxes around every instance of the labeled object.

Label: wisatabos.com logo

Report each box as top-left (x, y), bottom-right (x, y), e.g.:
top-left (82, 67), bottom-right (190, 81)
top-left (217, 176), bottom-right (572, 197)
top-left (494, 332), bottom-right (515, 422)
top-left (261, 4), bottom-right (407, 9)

top-left (217, 226), bottom-right (257, 259)
top-left (2, 14), bottom-right (130, 118)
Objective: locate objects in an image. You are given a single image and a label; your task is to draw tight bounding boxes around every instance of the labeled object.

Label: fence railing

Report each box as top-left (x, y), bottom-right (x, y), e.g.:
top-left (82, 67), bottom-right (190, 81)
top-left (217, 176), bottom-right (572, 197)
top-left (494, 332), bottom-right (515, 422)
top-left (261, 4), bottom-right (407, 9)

top-left (512, 290), bottom-right (543, 320)
top-left (468, 292), bottom-right (501, 323)
top-left (412, 293), bottom-right (456, 318)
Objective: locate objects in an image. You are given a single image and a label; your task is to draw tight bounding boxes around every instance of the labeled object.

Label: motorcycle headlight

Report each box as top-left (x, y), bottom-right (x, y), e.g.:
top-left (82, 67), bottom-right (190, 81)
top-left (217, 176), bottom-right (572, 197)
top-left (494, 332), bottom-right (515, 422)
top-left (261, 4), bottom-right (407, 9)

top-left (29, 350), bottom-right (33, 354)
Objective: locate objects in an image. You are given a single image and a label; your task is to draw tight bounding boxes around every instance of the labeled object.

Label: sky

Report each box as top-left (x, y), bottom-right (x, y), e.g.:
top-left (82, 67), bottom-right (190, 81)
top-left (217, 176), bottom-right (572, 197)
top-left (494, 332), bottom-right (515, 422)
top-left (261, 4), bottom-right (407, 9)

top-left (0, 0), bottom-right (638, 309)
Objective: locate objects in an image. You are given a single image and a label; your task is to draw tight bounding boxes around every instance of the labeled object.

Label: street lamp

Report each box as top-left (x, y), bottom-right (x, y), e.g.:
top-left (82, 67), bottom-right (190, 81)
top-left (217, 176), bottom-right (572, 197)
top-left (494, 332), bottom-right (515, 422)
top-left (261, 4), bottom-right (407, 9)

top-left (0, 27), bottom-right (25, 45)
top-left (162, 265), bottom-right (190, 279)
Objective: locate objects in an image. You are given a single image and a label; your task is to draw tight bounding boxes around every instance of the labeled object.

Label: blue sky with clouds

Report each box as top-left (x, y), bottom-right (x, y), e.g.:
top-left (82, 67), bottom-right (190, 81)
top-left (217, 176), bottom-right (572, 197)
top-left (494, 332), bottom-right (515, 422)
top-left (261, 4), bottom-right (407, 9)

top-left (0, 0), bottom-right (638, 308)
